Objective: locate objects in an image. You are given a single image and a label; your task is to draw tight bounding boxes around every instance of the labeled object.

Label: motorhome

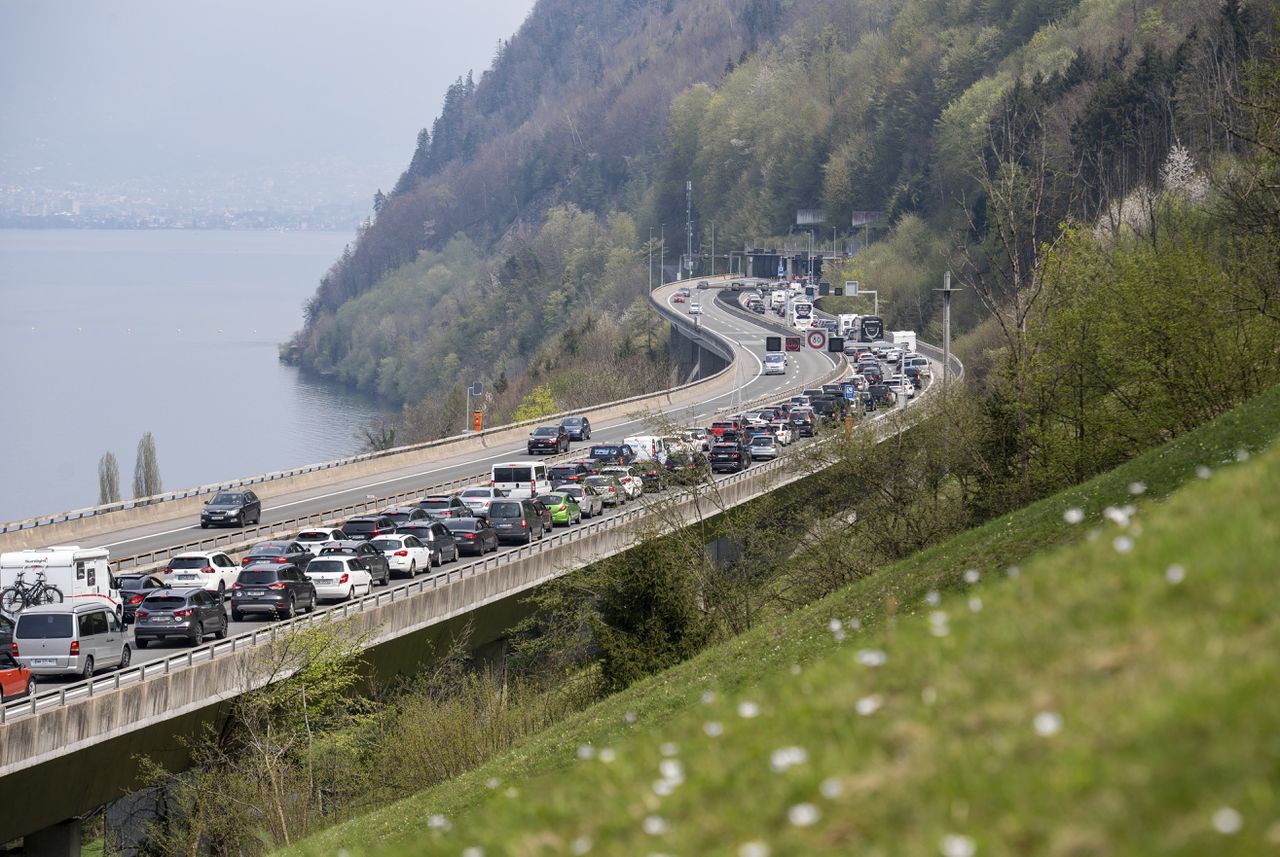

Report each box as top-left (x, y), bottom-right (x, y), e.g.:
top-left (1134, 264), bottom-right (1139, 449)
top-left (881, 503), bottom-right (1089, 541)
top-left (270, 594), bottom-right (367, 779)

top-left (0, 546), bottom-right (120, 619)
top-left (787, 297), bottom-right (814, 330)
top-left (837, 314), bottom-right (860, 337)
top-left (892, 330), bottom-right (917, 353)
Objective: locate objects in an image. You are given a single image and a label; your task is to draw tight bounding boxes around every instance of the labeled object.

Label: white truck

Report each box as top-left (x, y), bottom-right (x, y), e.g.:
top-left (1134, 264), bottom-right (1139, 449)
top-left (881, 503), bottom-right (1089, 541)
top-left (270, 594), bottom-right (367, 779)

top-left (892, 330), bottom-right (917, 353)
top-left (0, 546), bottom-right (120, 619)
top-left (770, 289), bottom-right (788, 311)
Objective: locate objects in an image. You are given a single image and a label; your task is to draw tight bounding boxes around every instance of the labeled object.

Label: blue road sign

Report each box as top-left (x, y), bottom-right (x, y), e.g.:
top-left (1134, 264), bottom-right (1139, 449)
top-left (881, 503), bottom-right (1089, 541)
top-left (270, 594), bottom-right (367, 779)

top-left (778, 264), bottom-right (785, 277)
top-left (842, 383), bottom-right (858, 400)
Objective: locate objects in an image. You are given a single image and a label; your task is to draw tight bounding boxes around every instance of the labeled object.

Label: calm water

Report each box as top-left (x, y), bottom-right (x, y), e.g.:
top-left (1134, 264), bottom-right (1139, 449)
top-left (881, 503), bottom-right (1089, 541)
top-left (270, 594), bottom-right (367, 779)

top-left (0, 229), bottom-right (394, 523)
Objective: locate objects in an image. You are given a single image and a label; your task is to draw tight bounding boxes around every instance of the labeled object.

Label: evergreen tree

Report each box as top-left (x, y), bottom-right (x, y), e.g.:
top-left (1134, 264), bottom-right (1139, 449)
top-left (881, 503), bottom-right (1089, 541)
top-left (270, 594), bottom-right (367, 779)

top-left (97, 451), bottom-right (120, 505)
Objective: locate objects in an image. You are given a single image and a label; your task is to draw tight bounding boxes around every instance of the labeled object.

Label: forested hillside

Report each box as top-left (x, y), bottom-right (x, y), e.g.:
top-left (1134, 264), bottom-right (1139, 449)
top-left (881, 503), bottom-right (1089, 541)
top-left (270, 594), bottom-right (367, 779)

top-left (289, 0), bottom-right (1278, 446)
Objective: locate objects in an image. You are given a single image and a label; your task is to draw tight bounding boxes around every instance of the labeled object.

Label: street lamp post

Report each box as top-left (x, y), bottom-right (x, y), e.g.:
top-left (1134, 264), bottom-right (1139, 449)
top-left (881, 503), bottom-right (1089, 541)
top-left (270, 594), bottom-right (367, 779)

top-left (649, 227), bottom-right (654, 292)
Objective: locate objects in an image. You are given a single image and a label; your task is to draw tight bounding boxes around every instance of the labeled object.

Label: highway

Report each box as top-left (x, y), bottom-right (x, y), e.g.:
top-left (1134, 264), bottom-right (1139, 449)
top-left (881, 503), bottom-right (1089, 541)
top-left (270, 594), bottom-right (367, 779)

top-left (19, 279), bottom-right (843, 671)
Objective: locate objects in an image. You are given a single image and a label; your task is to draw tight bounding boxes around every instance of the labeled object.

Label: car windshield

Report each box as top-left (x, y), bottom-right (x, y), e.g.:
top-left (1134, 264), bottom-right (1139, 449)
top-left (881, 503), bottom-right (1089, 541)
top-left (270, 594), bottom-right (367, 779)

top-left (142, 596), bottom-right (185, 608)
top-left (461, 489), bottom-right (491, 498)
top-left (489, 501), bottom-right (522, 517)
top-left (492, 467), bottom-right (532, 482)
top-left (116, 575), bottom-right (152, 587)
top-left (751, 437), bottom-right (772, 445)
top-left (307, 560), bottom-right (346, 574)
top-left (250, 544), bottom-right (286, 556)
top-left (562, 417), bottom-right (582, 426)
top-left (533, 427), bottom-right (558, 436)
top-left (168, 557), bottom-right (209, 569)
top-left (16, 614), bottom-right (73, 639)
top-left (419, 499), bottom-right (452, 509)
top-left (210, 493), bottom-right (243, 505)
top-left (238, 570), bottom-right (281, 582)
top-left (382, 511), bottom-right (414, 522)
top-left (446, 520), bottom-right (478, 533)
top-left (344, 520), bottom-right (378, 532)
top-left (369, 539), bottom-right (402, 552)
top-left (297, 531), bottom-right (333, 541)
top-left (537, 495), bottom-right (564, 506)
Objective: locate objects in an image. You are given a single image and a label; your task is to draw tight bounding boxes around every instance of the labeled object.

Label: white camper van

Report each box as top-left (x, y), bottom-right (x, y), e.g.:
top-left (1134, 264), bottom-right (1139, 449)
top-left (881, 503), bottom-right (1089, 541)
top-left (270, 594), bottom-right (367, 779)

top-left (490, 462), bottom-right (551, 499)
top-left (624, 436), bottom-right (669, 464)
top-left (892, 330), bottom-right (917, 353)
top-left (0, 546), bottom-right (120, 620)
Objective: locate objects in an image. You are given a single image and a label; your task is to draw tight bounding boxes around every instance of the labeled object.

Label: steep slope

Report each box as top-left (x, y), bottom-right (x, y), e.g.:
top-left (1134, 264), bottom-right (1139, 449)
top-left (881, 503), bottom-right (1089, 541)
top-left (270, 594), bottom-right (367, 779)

top-left (283, 384), bottom-right (1280, 856)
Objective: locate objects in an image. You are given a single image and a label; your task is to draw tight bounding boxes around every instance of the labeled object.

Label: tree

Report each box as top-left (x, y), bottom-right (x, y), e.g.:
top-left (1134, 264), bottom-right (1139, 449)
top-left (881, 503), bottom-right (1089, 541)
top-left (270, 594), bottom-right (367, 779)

top-left (97, 451), bottom-right (120, 505)
top-left (132, 432), bottom-right (162, 499)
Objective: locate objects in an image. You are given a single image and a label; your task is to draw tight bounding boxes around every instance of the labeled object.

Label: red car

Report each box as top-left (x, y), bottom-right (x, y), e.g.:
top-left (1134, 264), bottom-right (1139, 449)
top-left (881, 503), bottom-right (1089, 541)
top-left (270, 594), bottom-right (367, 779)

top-left (673, 293), bottom-right (687, 303)
top-left (0, 651), bottom-right (34, 701)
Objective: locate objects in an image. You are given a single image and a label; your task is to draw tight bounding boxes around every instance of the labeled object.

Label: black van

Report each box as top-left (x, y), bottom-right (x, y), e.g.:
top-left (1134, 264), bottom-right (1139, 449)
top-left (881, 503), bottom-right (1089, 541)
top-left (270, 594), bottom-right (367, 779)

top-left (488, 499), bottom-right (547, 545)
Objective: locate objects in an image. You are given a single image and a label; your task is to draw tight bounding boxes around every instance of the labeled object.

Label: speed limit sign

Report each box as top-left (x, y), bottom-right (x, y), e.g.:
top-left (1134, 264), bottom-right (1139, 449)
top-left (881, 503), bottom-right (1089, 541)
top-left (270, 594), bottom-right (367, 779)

top-left (806, 329), bottom-right (827, 350)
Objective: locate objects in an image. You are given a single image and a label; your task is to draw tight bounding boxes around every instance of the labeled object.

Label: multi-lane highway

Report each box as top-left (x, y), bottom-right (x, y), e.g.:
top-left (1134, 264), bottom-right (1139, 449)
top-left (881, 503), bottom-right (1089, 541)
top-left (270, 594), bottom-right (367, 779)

top-left (20, 279), bottom-right (842, 669)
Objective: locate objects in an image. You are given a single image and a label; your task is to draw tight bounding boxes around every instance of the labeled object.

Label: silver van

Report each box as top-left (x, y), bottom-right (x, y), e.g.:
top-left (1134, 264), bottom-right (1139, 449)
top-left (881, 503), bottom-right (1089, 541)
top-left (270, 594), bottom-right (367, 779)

top-left (13, 602), bottom-right (132, 680)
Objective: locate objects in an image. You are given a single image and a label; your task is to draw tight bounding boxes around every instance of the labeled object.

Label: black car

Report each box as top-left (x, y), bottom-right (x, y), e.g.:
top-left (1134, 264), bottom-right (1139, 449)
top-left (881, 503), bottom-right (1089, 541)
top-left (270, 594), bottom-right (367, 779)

top-left (134, 587), bottom-right (228, 648)
top-left (488, 498), bottom-right (546, 544)
top-left (381, 506), bottom-right (428, 526)
top-left (443, 517), bottom-right (500, 556)
top-left (200, 490), bottom-right (261, 529)
top-left (115, 572), bottom-right (167, 624)
top-left (528, 425), bottom-right (570, 454)
top-left (550, 461), bottom-right (594, 484)
top-left (559, 416), bottom-right (592, 441)
top-left (231, 564), bottom-right (317, 621)
top-left (710, 442), bottom-right (750, 473)
top-left (341, 515), bottom-right (396, 541)
top-left (240, 540), bottom-right (314, 568)
top-left (315, 540), bottom-right (392, 585)
top-left (417, 495), bottom-right (470, 519)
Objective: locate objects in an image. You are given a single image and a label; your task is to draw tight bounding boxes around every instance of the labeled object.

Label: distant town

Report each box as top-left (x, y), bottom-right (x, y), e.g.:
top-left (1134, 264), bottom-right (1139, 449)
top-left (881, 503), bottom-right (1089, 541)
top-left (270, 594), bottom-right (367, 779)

top-left (0, 168), bottom-right (377, 230)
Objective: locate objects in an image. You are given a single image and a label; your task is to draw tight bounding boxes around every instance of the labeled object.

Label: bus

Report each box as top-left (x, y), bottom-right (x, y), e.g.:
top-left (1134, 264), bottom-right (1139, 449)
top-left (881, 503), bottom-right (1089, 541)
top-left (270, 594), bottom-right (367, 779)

top-left (787, 298), bottom-right (814, 330)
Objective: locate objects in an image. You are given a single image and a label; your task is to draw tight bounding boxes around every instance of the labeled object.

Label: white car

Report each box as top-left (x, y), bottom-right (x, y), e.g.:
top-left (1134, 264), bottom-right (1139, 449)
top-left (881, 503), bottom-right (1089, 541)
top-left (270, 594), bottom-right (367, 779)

top-left (600, 466), bottom-right (643, 500)
top-left (303, 555), bottom-right (373, 602)
top-left (295, 527), bottom-right (348, 551)
top-left (689, 302), bottom-right (703, 315)
top-left (163, 551), bottom-right (239, 597)
top-left (769, 421), bottom-right (794, 445)
top-left (682, 427), bottom-right (710, 452)
top-left (763, 354), bottom-right (787, 375)
top-left (368, 533), bottom-right (433, 577)
top-left (460, 486), bottom-right (505, 514)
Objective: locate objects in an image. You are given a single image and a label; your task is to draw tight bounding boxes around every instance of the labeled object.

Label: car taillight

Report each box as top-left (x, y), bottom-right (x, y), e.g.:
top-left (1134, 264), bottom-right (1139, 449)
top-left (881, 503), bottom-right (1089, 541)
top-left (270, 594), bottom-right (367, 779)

top-left (174, 608), bottom-right (193, 619)
top-left (273, 557), bottom-right (287, 563)
top-left (70, 641), bottom-right (80, 656)
top-left (370, 529), bottom-right (380, 537)
top-left (10, 642), bottom-right (18, 657)
top-left (394, 550), bottom-right (408, 556)
top-left (268, 582), bottom-right (288, 590)
top-left (520, 519), bottom-right (528, 528)
top-left (163, 567), bottom-right (172, 574)
top-left (129, 594), bottom-right (144, 605)
top-left (232, 582), bottom-right (243, 589)
top-left (529, 480), bottom-right (536, 493)
top-left (202, 566), bottom-right (214, 573)
top-left (241, 557), bottom-right (252, 565)
top-left (339, 573), bottom-right (349, 584)
top-left (462, 533), bottom-right (475, 538)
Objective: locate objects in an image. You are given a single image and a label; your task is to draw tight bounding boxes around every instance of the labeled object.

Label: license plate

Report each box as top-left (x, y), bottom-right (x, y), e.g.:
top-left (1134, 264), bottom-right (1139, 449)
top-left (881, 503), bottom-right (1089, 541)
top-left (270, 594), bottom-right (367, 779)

top-left (31, 658), bottom-right (55, 666)
top-left (248, 590), bottom-right (265, 596)
top-left (177, 575), bottom-right (197, 581)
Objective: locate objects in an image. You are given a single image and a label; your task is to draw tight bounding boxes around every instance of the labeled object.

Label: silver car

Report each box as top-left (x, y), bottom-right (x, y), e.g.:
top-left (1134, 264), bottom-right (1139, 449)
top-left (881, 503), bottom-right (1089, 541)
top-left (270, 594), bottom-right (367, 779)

top-left (13, 602), bottom-right (131, 680)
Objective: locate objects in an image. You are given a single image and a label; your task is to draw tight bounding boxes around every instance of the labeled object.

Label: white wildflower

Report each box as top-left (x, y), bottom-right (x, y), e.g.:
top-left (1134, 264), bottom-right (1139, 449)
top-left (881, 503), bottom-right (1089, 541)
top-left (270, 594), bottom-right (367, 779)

top-left (1212, 806), bottom-right (1243, 835)
top-left (855, 694), bottom-right (884, 716)
top-left (1064, 507), bottom-right (1085, 524)
top-left (770, 746), bottom-right (808, 773)
top-left (788, 803), bottom-right (821, 827)
top-left (1034, 711), bottom-right (1063, 737)
top-left (940, 833), bottom-right (977, 857)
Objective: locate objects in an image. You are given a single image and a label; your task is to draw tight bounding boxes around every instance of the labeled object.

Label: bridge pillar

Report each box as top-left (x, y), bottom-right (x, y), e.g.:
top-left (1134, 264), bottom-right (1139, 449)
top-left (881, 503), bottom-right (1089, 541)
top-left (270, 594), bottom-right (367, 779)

top-left (23, 818), bottom-right (81, 856)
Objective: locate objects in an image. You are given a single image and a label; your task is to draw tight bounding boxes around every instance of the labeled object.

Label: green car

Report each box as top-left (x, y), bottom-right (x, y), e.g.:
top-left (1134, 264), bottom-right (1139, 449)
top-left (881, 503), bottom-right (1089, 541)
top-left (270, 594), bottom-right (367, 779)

top-left (537, 492), bottom-right (582, 526)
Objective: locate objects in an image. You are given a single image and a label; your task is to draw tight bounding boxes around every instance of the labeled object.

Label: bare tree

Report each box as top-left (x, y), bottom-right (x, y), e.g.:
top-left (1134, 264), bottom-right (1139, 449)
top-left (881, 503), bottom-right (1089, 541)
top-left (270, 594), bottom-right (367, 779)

top-left (97, 451), bottom-right (120, 505)
top-left (132, 432), bottom-right (162, 499)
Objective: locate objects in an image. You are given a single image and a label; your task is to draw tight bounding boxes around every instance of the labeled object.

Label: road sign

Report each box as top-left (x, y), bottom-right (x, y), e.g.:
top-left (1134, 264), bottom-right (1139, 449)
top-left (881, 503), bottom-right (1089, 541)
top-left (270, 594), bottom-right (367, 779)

top-left (842, 383), bottom-right (858, 400)
top-left (778, 264), bottom-right (786, 277)
top-left (828, 336), bottom-right (844, 353)
top-left (765, 335), bottom-right (782, 352)
top-left (806, 329), bottom-right (827, 350)
top-left (845, 280), bottom-right (860, 296)
top-left (784, 336), bottom-right (802, 352)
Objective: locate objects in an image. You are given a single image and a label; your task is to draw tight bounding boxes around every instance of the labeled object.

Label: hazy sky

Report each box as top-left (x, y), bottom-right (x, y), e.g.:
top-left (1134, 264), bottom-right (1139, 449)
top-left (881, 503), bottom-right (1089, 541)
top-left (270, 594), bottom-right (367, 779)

top-left (0, 0), bottom-right (537, 200)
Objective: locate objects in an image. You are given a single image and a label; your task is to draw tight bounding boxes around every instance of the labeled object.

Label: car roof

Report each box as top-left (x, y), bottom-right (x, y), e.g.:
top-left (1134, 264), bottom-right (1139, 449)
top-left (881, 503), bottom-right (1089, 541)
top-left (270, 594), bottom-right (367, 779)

top-left (20, 602), bottom-right (112, 615)
top-left (321, 539), bottom-right (367, 548)
top-left (144, 586), bottom-right (203, 597)
top-left (170, 550), bottom-right (219, 559)
top-left (241, 561), bottom-right (298, 571)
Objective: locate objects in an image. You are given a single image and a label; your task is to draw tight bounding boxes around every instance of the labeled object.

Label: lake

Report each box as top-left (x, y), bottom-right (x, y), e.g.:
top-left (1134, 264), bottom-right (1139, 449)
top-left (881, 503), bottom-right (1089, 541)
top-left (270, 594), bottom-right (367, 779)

top-left (0, 228), bottom-right (394, 523)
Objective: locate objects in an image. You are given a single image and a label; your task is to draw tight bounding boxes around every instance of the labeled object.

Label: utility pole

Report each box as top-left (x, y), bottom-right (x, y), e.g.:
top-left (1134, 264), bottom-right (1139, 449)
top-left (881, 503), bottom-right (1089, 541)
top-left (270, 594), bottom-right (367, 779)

top-left (706, 221), bottom-right (716, 278)
top-left (934, 271), bottom-right (962, 387)
top-left (685, 180), bottom-right (693, 280)
top-left (648, 227), bottom-right (654, 292)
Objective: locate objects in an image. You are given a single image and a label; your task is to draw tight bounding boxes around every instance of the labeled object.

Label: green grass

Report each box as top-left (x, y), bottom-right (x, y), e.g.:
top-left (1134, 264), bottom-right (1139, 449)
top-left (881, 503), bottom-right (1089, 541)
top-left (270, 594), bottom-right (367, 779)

top-left (285, 384), bottom-right (1280, 856)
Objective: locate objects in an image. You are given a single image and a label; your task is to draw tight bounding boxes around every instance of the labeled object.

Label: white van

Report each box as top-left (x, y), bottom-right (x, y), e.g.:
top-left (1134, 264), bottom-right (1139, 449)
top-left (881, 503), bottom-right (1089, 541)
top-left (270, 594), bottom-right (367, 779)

top-left (490, 462), bottom-right (551, 499)
top-left (0, 546), bottom-right (120, 620)
top-left (624, 436), bottom-right (669, 464)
